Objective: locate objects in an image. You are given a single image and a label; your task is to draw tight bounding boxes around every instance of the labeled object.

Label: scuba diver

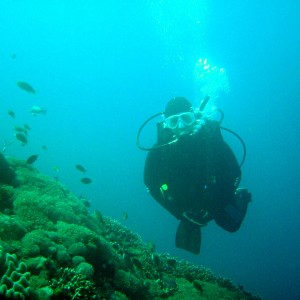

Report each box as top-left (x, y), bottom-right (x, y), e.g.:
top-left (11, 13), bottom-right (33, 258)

top-left (137, 96), bottom-right (251, 254)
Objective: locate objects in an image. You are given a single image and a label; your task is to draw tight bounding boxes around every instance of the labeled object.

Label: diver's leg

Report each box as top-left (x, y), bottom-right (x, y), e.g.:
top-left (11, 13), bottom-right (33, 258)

top-left (214, 188), bottom-right (251, 232)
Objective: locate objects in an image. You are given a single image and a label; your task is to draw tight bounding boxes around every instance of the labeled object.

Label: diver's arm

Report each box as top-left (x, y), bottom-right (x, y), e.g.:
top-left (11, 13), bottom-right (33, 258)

top-left (144, 148), bottom-right (164, 202)
top-left (214, 141), bottom-right (250, 232)
top-left (214, 134), bottom-right (242, 209)
top-left (216, 126), bottom-right (241, 186)
top-left (144, 149), bottom-right (183, 220)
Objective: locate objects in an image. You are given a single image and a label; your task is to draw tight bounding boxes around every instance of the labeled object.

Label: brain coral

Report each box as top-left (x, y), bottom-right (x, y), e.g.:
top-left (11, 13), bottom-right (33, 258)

top-left (0, 247), bottom-right (31, 299)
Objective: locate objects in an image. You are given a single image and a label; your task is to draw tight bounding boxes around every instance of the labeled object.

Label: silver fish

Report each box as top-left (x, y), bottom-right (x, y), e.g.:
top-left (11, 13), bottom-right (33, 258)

top-left (30, 105), bottom-right (47, 116)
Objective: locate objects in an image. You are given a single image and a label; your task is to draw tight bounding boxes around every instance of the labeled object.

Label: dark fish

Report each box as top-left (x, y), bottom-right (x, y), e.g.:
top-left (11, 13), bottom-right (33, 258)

top-left (132, 257), bottom-right (143, 269)
top-left (17, 81), bottom-right (36, 94)
top-left (14, 125), bottom-right (27, 135)
top-left (15, 132), bottom-right (28, 145)
top-left (166, 258), bottom-right (177, 268)
top-left (23, 124), bottom-right (31, 130)
top-left (75, 164), bottom-right (86, 173)
top-left (123, 254), bottom-right (134, 270)
top-left (53, 165), bottom-right (60, 172)
top-left (94, 210), bottom-right (104, 224)
top-left (123, 211), bottom-right (128, 221)
top-left (78, 196), bottom-right (90, 207)
top-left (151, 253), bottom-right (161, 266)
top-left (11, 54), bottom-right (16, 59)
top-left (27, 154), bottom-right (38, 165)
top-left (42, 145), bottom-right (48, 150)
top-left (8, 110), bottom-right (16, 119)
top-left (81, 177), bottom-right (92, 184)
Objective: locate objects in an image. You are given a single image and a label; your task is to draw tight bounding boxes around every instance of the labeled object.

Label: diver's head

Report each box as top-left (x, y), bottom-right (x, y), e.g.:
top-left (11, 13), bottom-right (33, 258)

top-left (164, 97), bottom-right (196, 137)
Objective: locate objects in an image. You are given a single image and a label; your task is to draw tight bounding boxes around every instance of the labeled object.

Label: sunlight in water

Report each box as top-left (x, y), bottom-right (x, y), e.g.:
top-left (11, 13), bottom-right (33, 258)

top-left (194, 58), bottom-right (230, 109)
top-left (147, 0), bottom-right (208, 61)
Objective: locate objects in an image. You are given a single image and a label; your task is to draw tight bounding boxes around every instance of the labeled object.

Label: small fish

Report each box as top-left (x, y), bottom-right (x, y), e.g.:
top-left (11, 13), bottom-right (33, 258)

top-left (94, 210), bottom-right (104, 224)
top-left (123, 211), bottom-right (128, 221)
top-left (15, 132), bottom-right (28, 145)
top-left (17, 81), bottom-right (36, 94)
top-left (132, 257), bottom-right (143, 269)
top-left (23, 124), bottom-right (31, 131)
top-left (75, 164), bottom-right (86, 173)
top-left (27, 154), bottom-right (38, 164)
top-left (2, 140), bottom-right (14, 153)
top-left (151, 253), bottom-right (161, 266)
top-left (14, 125), bottom-right (27, 135)
top-left (11, 54), bottom-right (16, 59)
top-left (53, 165), bottom-right (60, 172)
top-left (8, 110), bottom-right (16, 119)
top-left (78, 196), bottom-right (91, 207)
top-left (30, 105), bottom-right (47, 116)
top-left (42, 145), bottom-right (48, 151)
top-left (81, 177), bottom-right (92, 184)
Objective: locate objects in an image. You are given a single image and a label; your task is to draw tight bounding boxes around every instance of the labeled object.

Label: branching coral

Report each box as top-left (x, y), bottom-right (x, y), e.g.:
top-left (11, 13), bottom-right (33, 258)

top-left (50, 267), bottom-right (96, 299)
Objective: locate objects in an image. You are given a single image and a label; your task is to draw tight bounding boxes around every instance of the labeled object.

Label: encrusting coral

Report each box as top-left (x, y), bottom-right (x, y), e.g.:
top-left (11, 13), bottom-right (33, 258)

top-left (0, 157), bottom-right (262, 299)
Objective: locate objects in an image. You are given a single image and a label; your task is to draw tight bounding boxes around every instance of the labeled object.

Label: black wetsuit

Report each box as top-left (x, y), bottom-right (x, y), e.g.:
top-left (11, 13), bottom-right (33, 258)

top-left (144, 120), bottom-right (241, 228)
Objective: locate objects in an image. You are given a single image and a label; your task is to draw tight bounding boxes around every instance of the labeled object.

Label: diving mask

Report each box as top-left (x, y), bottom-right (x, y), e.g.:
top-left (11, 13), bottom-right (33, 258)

top-left (164, 111), bottom-right (196, 130)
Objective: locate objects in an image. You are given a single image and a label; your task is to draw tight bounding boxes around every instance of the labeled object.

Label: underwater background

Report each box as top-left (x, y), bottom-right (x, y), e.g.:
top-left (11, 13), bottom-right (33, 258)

top-left (0, 1), bottom-right (299, 299)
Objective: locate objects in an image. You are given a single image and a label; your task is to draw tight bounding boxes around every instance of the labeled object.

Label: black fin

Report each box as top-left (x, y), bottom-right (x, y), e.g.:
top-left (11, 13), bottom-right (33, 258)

top-left (175, 219), bottom-right (201, 254)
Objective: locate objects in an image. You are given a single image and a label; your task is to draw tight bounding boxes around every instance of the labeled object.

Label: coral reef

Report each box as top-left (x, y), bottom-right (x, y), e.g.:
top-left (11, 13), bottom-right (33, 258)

top-left (0, 153), bottom-right (17, 186)
top-left (0, 157), bottom-right (263, 299)
top-left (0, 246), bottom-right (31, 299)
top-left (50, 267), bottom-right (96, 299)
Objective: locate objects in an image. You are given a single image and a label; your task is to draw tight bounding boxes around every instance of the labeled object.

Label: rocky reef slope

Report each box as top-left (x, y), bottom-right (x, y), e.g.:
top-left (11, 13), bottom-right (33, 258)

top-left (0, 155), bottom-right (261, 299)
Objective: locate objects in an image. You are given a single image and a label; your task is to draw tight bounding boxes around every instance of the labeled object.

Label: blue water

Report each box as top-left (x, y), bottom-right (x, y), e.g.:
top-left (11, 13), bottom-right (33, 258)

top-left (1, 1), bottom-right (300, 299)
